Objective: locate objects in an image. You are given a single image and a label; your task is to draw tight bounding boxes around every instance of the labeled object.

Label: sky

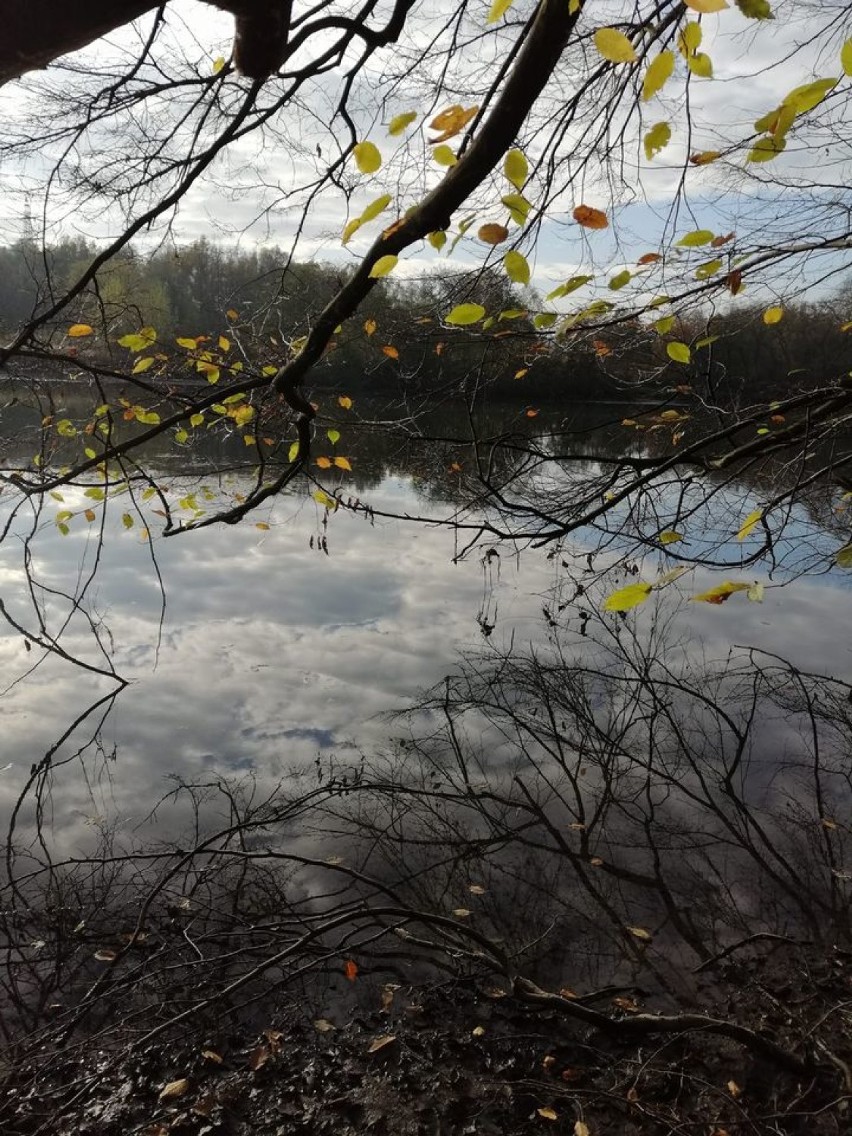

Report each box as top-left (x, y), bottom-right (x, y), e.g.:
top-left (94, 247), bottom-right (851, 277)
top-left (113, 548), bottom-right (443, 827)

top-left (0, 0), bottom-right (849, 309)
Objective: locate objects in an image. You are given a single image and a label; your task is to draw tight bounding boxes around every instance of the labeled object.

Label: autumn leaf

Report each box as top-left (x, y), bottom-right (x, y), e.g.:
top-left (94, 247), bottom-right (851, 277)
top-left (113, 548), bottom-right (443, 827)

top-left (763, 305), bottom-right (783, 324)
top-left (369, 254), bottom-right (398, 278)
top-left (338, 395), bottom-right (353, 409)
top-left (478, 223), bottom-right (509, 245)
top-left (159, 1078), bottom-right (190, 1102)
top-left (344, 959), bottom-right (358, 981)
top-left (353, 141), bottom-right (381, 174)
top-left (364, 318), bottom-right (377, 336)
top-left (333, 456), bottom-right (352, 470)
top-left (316, 456), bottom-right (332, 469)
top-left (537, 1107), bottom-right (558, 1120)
top-left (573, 204), bottom-right (608, 229)
top-left (387, 111), bottom-right (417, 135)
top-left (594, 28), bottom-right (637, 64)
top-left (626, 925), bottom-right (652, 941)
top-left (736, 508), bottom-right (763, 540)
top-left (68, 323), bottom-right (94, 337)
top-left (382, 344), bottom-right (400, 359)
top-left (691, 581), bottom-right (751, 604)
top-left (602, 582), bottom-right (653, 612)
top-left (445, 303), bottom-right (486, 325)
top-left (367, 1034), bottom-right (397, 1053)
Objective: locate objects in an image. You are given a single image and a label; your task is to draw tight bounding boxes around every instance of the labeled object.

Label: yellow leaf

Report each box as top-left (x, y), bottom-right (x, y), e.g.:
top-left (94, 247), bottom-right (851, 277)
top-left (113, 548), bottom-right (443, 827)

top-left (688, 52), bottom-right (713, 78)
top-left (314, 489), bottom-right (338, 510)
top-left (68, 323), bottom-right (94, 337)
top-left (353, 141), bottom-right (382, 174)
top-left (341, 218), bottom-right (362, 245)
top-left (159, 1079), bottom-right (190, 1102)
top-left (602, 582), bottom-right (653, 612)
top-left (478, 223), bottom-right (509, 245)
top-left (218, 335), bottom-right (230, 352)
top-left (659, 531), bottom-right (684, 544)
top-left (428, 230), bottom-right (447, 250)
top-left (367, 1034), bottom-right (397, 1053)
top-left (212, 55), bottom-right (225, 73)
top-left (176, 336), bottom-right (199, 349)
top-left (678, 21), bottom-right (702, 56)
top-left (364, 318), bottom-right (377, 336)
top-left (433, 144), bottom-right (457, 167)
top-left (763, 306), bottom-right (783, 324)
top-left (382, 344), bottom-right (399, 359)
top-left (503, 250), bottom-right (530, 285)
top-left (736, 508), bottom-right (763, 541)
top-left (486, 0), bottom-right (514, 22)
top-left (642, 51), bottom-right (674, 101)
top-left (842, 39), bottom-right (852, 77)
top-left (445, 303), bottom-right (486, 325)
top-left (594, 28), bottom-right (637, 64)
top-left (387, 111), bottom-right (417, 136)
top-left (338, 395), bottom-right (353, 409)
top-left (316, 456), bottom-right (332, 468)
top-left (685, 0), bottom-right (729, 10)
top-left (334, 456), bottom-right (352, 471)
top-left (626, 925), bottom-right (652, 941)
top-left (747, 581), bottom-right (764, 602)
top-left (429, 104), bottom-right (477, 141)
top-left (537, 1108), bottom-right (558, 1120)
top-left (361, 194), bottom-right (392, 226)
top-left (691, 581), bottom-right (751, 604)
top-left (667, 341), bottom-right (691, 364)
top-left (369, 255), bottom-right (398, 278)
top-left (226, 308), bottom-right (239, 320)
top-left (502, 193), bottom-right (531, 225)
top-left (644, 122), bottom-right (671, 161)
top-left (503, 148), bottom-right (528, 190)
top-left (574, 1124), bottom-right (590, 1136)
top-left (132, 356), bottom-right (155, 374)
top-left (255, 522), bottom-right (270, 531)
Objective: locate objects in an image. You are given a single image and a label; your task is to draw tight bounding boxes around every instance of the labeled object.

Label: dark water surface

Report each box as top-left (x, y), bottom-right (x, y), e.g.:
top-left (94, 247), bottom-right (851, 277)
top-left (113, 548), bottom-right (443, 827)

top-left (1, 389), bottom-right (851, 855)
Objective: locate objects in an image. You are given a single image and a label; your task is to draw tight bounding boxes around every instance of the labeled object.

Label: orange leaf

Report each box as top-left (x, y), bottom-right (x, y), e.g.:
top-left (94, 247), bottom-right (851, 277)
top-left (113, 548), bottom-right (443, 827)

top-left (525, 408), bottom-right (539, 418)
top-left (593, 340), bottom-right (611, 356)
top-left (727, 270), bottom-right (743, 295)
top-left (364, 318), bottom-right (377, 336)
top-left (382, 345), bottom-right (399, 359)
top-left (344, 959), bottom-right (358, 981)
top-left (711, 232), bottom-right (735, 247)
top-left (637, 252), bottom-right (661, 265)
top-left (478, 223), bottom-right (509, 245)
top-left (573, 204), bottom-right (608, 229)
top-left (316, 456), bottom-right (332, 468)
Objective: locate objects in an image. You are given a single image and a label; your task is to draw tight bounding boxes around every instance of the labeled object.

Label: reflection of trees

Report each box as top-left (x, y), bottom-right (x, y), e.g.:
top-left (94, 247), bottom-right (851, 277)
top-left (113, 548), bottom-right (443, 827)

top-left (3, 613), bottom-right (851, 1127)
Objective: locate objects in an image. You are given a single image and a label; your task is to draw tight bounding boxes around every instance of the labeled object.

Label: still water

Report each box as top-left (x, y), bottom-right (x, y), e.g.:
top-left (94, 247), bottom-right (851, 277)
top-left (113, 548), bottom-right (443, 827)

top-left (1, 392), bottom-right (851, 853)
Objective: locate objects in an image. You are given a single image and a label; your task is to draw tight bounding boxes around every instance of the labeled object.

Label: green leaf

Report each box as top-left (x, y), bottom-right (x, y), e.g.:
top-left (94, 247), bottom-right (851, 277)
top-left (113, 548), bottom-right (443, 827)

top-left (677, 229), bottom-right (714, 247)
top-left (387, 111), bottom-right (417, 136)
top-left (678, 22), bottom-right (702, 56)
top-left (602, 582), bottom-right (653, 612)
top-left (694, 259), bottom-right (723, 280)
top-left (667, 341), bottom-right (691, 364)
top-left (735, 0), bottom-right (773, 15)
top-left (445, 303), bottom-right (486, 325)
top-left (533, 312), bottom-right (558, 329)
top-left (842, 40), bottom-right (852, 78)
top-left (642, 51), bottom-right (674, 101)
top-left (608, 270), bottom-right (631, 291)
top-left (501, 193), bottom-right (531, 226)
top-left (327, 428), bottom-right (341, 445)
top-left (835, 543), bottom-right (852, 568)
top-left (654, 315), bottom-right (675, 334)
top-left (659, 531), bottom-right (684, 545)
top-left (783, 77), bottom-right (838, 115)
top-left (369, 255), bottom-right (398, 278)
top-left (503, 250), bottom-right (530, 285)
top-left (189, 413), bottom-right (205, 428)
top-left (122, 512), bottom-right (134, 529)
top-left (644, 122), bottom-right (671, 160)
top-left (747, 135), bottom-right (786, 162)
top-left (428, 230), bottom-right (447, 250)
top-left (433, 144), bottom-right (457, 167)
top-left (503, 149), bottom-right (528, 191)
top-left (132, 356), bottom-right (155, 374)
top-left (547, 275), bottom-right (592, 300)
top-left (288, 441), bottom-right (300, 462)
top-left (353, 141), bottom-right (382, 174)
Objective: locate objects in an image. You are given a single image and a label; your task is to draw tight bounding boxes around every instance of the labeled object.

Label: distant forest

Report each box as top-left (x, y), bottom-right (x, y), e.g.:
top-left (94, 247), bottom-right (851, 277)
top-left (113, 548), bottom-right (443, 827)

top-left (1, 238), bottom-right (851, 404)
